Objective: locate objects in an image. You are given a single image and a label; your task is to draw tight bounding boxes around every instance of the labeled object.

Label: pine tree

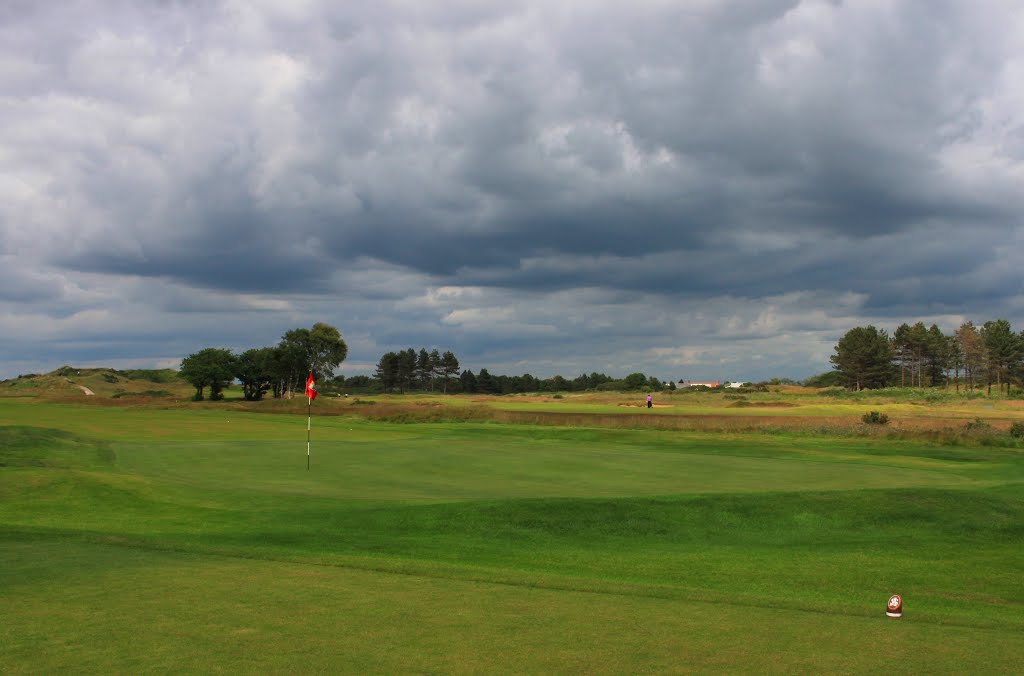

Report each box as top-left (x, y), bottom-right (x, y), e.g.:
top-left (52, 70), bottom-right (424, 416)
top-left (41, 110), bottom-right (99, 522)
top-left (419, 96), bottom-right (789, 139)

top-left (416, 349), bottom-right (432, 389)
top-left (375, 352), bottom-right (400, 393)
top-left (440, 351), bottom-right (460, 393)
top-left (429, 349), bottom-right (442, 392)
top-left (476, 368), bottom-right (494, 394)
top-left (830, 326), bottom-right (894, 390)
top-left (981, 319), bottom-right (1020, 396)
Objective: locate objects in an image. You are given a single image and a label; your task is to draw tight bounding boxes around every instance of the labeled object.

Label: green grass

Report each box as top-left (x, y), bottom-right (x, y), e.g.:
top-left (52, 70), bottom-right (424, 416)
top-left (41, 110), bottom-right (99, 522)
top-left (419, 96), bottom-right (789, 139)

top-left (2, 398), bottom-right (1023, 673)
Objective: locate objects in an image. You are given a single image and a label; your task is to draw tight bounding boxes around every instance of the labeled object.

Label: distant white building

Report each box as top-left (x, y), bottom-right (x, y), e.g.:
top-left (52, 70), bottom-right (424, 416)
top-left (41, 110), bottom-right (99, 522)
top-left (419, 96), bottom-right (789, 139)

top-left (725, 381), bottom-right (750, 388)
top-left (678, 380), bottom-right (721, 388)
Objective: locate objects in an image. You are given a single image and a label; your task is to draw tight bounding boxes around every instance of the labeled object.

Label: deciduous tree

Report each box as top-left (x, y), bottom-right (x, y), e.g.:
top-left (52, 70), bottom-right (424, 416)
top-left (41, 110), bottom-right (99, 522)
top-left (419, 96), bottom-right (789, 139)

top-left (235, 347), bottom-right (274, 401)
top-left (280, 323), bottom-right (348, 384)
top-left (623, 373), bottom-right (648, 390)
top-left (956, 322), bottom-right (985, 392)
top-left (180, 348), bottom-right (237, 401)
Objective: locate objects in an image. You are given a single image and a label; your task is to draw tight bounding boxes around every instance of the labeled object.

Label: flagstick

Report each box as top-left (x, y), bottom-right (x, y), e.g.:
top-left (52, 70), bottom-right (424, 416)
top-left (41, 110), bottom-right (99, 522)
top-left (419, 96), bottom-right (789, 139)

top-left (307, 394), bottom-right (311, 470)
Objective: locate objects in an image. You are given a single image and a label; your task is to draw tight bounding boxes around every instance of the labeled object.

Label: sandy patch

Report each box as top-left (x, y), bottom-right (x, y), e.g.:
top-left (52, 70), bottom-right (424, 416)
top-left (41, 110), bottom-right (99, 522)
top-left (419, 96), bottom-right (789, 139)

top-left (618, 403), bottom-right (672, 408)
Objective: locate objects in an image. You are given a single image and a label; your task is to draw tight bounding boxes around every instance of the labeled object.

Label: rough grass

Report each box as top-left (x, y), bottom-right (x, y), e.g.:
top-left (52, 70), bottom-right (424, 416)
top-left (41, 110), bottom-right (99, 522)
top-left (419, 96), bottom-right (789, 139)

top-left (817, 386), bottom-right (992, 403)
top-left (8, 377), bottom-right (1024, 434)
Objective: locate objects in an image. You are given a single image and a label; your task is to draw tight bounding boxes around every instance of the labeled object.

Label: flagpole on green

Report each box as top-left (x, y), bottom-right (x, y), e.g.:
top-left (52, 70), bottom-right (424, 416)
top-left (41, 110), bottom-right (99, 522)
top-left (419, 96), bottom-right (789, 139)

top-left (304, 371), bottom-right (316, 470)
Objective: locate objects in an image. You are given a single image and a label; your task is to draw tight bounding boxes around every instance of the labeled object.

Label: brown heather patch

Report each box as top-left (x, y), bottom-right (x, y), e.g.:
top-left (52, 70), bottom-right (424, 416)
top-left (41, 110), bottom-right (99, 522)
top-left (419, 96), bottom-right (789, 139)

top-left (491, 410), bottom-right (861, 433)
top-left (222, 398), bottom-right (494, 422)
top-left (37, 395), bottom-right (179, 408)
top-left (727, 401), bottom-right (797, 408)
top-left (328, 405), bottom-right (1024, 446)
top-left (15, 392), bottom-right (1024, 445)
top-left (617, 403), bottom-right (673, 408)
top-left (772, 385), bottom-right (818, 394)
top-left (355, 402), bottom-right (493, 423)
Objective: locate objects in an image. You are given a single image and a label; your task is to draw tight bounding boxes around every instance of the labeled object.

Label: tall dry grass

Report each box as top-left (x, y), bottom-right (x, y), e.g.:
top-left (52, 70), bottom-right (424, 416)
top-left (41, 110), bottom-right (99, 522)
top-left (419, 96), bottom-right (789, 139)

top-left (23, 393), bottom-right (1024, 447)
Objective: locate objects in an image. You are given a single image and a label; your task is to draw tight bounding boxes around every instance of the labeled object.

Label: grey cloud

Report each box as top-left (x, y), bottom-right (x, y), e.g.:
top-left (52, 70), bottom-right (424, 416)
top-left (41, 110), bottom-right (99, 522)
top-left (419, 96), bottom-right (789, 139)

top-left (2, 1), bottom-right (1023, 380)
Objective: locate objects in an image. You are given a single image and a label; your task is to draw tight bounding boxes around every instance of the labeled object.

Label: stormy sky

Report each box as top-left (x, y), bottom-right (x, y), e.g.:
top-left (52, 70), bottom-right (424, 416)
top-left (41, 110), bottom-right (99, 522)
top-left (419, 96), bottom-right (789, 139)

top-left (2, 0), bottom-right (1022, 382)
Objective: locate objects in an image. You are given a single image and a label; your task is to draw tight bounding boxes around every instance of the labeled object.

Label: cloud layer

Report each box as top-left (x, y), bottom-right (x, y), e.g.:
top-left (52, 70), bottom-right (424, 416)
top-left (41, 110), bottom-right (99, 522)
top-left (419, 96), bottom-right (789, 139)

top-left (2, 0), bottom-right (1023, 381)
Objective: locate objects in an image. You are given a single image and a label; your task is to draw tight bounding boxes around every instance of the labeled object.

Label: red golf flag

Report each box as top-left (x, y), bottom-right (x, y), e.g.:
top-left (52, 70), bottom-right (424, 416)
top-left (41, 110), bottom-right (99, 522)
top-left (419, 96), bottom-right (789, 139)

top-left (305, 372), bottom-right (318, 401)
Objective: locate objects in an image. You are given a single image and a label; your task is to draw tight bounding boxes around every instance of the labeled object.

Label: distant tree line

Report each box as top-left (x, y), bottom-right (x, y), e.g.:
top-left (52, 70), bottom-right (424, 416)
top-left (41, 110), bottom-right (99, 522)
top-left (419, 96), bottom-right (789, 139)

top-left (459, 371), bottom-right (673, 395)
top-left (179, 328), bottom-right (789, 401)
top-left (179, 323), bottom-right (347, 401)
top-left (373, 348), bottom-right (461, 394)
top-left (830, 319), bottom-right (1023, 394)
top-left (345, 349), bottom-right (669, 394)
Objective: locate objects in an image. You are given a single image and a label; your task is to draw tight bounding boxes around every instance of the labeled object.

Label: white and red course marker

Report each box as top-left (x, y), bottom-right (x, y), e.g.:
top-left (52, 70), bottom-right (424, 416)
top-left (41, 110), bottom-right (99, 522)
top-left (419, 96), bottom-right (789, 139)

top-left (886, 594), bottom-right (903, 618)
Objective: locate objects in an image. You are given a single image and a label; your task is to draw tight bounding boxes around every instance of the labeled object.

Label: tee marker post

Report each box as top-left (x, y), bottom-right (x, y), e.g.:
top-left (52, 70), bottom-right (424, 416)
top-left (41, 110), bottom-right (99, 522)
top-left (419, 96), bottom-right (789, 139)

top-left (886, 594), bottom-right (903, 618)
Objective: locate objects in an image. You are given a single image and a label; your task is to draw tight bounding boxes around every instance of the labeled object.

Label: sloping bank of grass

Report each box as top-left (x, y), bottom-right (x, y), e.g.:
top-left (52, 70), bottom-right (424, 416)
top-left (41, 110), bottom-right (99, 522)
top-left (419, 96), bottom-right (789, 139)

top-left (4, 426), bottom-right (1023, 608)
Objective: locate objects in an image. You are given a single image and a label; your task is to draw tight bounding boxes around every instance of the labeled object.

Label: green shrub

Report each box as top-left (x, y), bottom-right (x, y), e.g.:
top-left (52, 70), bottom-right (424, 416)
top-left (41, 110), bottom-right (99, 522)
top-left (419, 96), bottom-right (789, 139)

top-left (111, 390), bottom-right (173, 399)
top-left (820, 387), bottom-right (988, 403)
top-left (802, 371), bottom-right (845, 388)
top-left (819, 387), bottom-right (849, 397)
top-left (1010, 421), bottom-right (1024, 439)
top-left (117, 369), bottom-right (179, 384)
top-left (965, 418), bottom-right (992, 433)
top-left (861, 411), bottom-right (890, 425)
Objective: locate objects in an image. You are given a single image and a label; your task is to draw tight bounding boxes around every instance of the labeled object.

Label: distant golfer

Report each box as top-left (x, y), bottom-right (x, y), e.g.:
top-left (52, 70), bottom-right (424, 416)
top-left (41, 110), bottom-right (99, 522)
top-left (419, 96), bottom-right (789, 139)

top-left (646, 393), bottom-right (653, 409)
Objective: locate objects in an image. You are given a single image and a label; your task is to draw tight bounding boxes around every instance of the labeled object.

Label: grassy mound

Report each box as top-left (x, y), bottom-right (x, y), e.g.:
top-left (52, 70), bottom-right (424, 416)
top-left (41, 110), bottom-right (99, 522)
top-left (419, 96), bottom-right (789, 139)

top-left (1, 367), bottom-right (190, 399)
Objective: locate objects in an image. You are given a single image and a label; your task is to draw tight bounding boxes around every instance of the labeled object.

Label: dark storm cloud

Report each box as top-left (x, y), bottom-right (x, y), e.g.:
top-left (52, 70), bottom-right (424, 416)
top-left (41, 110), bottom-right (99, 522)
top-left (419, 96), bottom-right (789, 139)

top-left (62, 206), bottom-right (339, 293)
top-left (1, 0), bottom-right (1022, 380)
